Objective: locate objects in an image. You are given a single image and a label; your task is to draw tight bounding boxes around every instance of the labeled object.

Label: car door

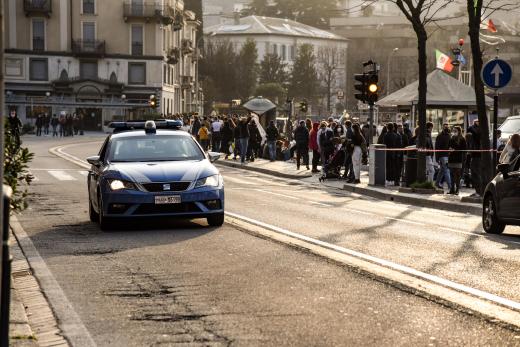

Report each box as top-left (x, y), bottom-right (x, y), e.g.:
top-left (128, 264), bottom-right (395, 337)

top-left (498, 156), bottom-right (520, 219)
top-left (89, 137), bottom-right (109, 209)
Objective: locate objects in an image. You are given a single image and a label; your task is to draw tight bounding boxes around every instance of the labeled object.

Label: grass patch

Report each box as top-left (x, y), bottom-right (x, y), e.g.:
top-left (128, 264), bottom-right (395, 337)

top-left (11, 334), bottom-right (37, 340)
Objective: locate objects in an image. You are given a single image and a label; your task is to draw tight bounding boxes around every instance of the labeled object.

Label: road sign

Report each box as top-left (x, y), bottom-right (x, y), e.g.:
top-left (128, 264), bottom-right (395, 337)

top-left (337, 90), bottom-right (344, 99)
top-left (481, 59), bottom-right (513, 90)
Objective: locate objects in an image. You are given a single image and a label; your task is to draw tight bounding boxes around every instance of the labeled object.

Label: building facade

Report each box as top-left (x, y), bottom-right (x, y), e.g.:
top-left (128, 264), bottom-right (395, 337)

top-left (4, 0), bottom-right (201, 130)
top-left (205, 15), bottom-right (349, 115)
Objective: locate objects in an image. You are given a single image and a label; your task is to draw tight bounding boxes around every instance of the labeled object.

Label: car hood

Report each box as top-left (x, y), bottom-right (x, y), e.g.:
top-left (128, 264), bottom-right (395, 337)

top-left (106, 160), bottom-right (217, 183)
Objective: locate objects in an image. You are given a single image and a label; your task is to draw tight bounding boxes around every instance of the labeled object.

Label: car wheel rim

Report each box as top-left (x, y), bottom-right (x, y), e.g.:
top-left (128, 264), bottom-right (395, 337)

top-left (484, 199), bottom-right (494, 229)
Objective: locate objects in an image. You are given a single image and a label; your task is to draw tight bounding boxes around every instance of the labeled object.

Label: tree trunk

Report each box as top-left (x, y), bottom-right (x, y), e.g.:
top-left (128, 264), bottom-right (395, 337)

top-left (327, 76), bottom-right (332, 113)
top-left (415, 28), bottom-right (428, 182)
top-left (467, 1), bottom-right (493, 188)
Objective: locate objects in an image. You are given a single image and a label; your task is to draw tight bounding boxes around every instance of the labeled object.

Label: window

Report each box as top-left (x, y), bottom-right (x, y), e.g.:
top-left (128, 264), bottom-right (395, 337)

top-left (163, 65), bottom-right (167, 84)
top-left (131, 25), bottom-right (143, 56)
top-left (131, 0), bottom-right (143, 16)
top-left (80, 61), bottom-right (98, 79)
top-left (5, 58), bottom-right (24, 77)
top-left (281, 45), bottom-right (287, 61)
top-left (82, 0), bottom-right (95, 14)
top-left (290, 45), bottom-right (295, 61)
top-left (272, 44), bottom-right (278, 55)
top-left (82, 22), bottom-right (95, 41)
top-left (29, 58), bottom-right (48, 81)
top-left (32, 19), bottom-right (45, 51)
top-left (128, 63), bottom-right (146, 84)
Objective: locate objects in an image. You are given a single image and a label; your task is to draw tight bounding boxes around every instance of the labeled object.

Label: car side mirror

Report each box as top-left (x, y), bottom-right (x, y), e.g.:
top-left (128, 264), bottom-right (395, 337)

top-left (208, 152), bottom-right (220, 163)
top-left (497, 163), bottom-right (510, 176)
top-left (86, 155), bottom-right (101, 167)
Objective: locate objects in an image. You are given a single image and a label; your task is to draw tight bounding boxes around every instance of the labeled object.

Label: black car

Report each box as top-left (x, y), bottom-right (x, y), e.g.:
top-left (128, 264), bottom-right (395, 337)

top-left (482, 155), bottom-right (520, 234)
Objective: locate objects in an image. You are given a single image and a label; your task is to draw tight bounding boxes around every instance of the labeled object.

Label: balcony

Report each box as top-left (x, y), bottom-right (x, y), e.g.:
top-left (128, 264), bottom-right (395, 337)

top-left (181, 39), bottom-right (194, 55)
top-left (123, 1), bottom-right (163, 22)
top-left (181, 75), bottom-right (193, 89)
top-left (131, 42), bottom-right (143, 56)
top-left (24, 0), bottom-right (52, 17)
top-left (71, 40), bottom-right (106, 57)
top-left (166, 48), bottom-right (180, 65)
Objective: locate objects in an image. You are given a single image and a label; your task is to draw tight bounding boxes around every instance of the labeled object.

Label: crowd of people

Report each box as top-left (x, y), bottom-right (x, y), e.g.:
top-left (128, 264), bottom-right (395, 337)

top-left (34, 113), bottom-right (84, 137)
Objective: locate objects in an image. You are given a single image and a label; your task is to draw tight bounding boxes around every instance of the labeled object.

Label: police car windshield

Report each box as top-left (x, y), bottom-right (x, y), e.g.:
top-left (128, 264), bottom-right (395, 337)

top-left (108, 136), bottom-right (204, 162)
top-left (499, 118), bottom-right (520, 134)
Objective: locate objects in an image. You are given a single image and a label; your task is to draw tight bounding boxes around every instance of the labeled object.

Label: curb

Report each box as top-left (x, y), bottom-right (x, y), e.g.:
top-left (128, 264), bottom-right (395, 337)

top-left (341, 184), bottom-right (482, 216)
top-left (216, 160), bottom-right (313, 179)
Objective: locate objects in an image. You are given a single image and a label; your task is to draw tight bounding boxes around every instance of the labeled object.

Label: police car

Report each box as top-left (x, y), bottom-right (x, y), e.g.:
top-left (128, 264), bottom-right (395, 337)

top-left (87, 120), bottom-right (224, 230)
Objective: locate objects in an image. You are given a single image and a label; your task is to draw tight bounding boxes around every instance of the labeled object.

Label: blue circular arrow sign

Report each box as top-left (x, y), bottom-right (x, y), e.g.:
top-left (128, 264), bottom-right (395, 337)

top-left (481, 59), bottom-right (513, 90)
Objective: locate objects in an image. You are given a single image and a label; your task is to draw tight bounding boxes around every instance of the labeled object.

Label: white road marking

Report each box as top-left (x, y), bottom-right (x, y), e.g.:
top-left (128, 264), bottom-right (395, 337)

top-left (47, 170), bottom-right (77, 181)
top-left (254, 189), bottom-right (299, 200)
top-left (311, 201), bottom-right (333, 207)
top-left (226, 211), bottom-right (520, 312)
top-left (10, 216), bottom-right (96, 346)
top-left (348, 208), bottom-right (375, 216)
top-left (224, 176), bottom-right (258, 185)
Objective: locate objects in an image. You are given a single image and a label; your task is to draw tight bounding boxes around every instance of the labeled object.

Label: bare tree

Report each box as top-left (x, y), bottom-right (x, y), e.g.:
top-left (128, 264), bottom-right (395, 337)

top-left (317, 46), bottom-right (342, 114)
top-left (467, 0), bottom-right (520, 191)
top-left (386, 0), bottom-right (454, 182)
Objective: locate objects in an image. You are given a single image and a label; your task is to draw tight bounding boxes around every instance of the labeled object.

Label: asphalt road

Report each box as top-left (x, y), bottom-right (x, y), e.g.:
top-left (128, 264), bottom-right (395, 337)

top-left (15, 135), bottom-right (520, 346)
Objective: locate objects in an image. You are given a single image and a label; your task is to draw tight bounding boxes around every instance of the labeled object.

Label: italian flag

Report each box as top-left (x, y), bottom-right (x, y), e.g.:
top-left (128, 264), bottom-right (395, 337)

top-left (436, 50), bottom-right (454, 73)
top-left (480, 19), bottom-right (498, 33)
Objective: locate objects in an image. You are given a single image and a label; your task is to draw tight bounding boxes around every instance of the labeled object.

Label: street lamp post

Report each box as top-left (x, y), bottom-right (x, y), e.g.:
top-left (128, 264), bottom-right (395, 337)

top-left (386, 48), bottom-right (399, 96)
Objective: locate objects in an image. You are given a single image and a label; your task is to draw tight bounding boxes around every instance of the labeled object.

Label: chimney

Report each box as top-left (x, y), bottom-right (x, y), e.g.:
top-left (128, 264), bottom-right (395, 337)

top-left (234, 11), bottom-right (240, 25)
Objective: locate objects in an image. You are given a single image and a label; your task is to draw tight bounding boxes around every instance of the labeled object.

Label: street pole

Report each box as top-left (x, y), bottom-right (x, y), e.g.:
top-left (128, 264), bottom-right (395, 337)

top-left (492, 92), bottom-right (499, 170)
top-left (368, 103), bottom-right (374, 145)
top-left (386, 48), bottom-right (398, 96)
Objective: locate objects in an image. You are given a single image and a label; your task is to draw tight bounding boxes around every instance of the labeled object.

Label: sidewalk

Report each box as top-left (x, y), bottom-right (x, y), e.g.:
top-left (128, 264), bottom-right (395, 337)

top-left (216, 157), bottom-right (482, 216)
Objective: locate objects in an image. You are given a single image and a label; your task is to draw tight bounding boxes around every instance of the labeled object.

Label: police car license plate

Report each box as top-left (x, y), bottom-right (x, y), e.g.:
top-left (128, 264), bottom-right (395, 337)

top-left (154, 195), bottom-right (181, 204)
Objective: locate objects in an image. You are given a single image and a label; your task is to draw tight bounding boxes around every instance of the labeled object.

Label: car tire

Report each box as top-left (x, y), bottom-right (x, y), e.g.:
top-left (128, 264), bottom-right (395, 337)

top-left (89, 196), bottom-right (99, 223)
top-left (98, 194), bottom-right (114, 231)
top-left (483, 194), bottom-right (505, 234)
top-left (207, 213), bottom-right (225, 227)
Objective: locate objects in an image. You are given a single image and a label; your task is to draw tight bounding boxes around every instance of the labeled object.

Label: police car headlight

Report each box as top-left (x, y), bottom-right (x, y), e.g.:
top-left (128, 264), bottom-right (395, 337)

top-left (194, 175), bottom-right (222, 188)
top-left (109, 179), bottom-right (136, 191)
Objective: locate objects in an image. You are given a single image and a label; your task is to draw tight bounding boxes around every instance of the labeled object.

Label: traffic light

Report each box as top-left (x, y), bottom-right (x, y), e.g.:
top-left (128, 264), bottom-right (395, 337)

top-left (149, 94), bottom-right (157, 109)
top-left (300, 100), bottom-right (308, 113)
top-left (366, 73), bottom-right (379, 104)
top-left (354, 73), bottom-right (368, 103)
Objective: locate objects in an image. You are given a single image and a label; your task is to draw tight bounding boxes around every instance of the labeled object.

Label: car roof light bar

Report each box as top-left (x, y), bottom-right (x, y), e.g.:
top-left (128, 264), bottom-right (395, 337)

top-left (109, 119), bottom-right (183, 134)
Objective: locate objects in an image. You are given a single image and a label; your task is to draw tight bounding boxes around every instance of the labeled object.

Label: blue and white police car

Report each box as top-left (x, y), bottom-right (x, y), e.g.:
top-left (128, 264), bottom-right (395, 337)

top-left (87, 120), bottom-right (224, 230)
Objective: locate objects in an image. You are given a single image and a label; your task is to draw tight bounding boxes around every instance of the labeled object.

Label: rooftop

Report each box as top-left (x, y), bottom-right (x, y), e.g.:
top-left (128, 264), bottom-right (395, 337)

top-left (205, 15), bottom-right (348, 41)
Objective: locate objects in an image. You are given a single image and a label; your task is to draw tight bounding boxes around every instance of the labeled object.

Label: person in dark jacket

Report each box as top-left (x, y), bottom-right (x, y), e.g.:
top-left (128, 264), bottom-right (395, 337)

top-left (435, 123), bottom-right (452, 191)
top-left (51, 115), bottom-right (59, 137)
top-left (265, 120), bottom-right (279, 161)
top-left (343, 120), bottom-right (355, 180)
top-left (191, 116), bottom-right (201, 141)
top-left (318, 122), bottom-right (334, 168)
top-left (309, 122), bottom-right (320, 173)
top-left (448, 126), bottom-right (466, 195)
top-left (35, 114), bottom-right (43, 136)
top-left (236, 117), bottom-right (250, 164)
top-left (467, 119), bottom-right (482, 196)
top-left (396, 124), bottom-right (409, 184)
top-left (247, 121), bottom-right (261, 162)
top-left (383, 123), bottom-right (401, 185)
top-left (220, 120), bottom-right (234, 160)
top-left (294, 120), bottom-right (310, 170)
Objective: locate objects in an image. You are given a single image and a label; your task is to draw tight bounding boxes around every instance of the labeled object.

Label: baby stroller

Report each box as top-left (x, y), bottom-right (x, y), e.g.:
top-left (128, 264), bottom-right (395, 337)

top-left (319, 143), bottom-right (348, 182)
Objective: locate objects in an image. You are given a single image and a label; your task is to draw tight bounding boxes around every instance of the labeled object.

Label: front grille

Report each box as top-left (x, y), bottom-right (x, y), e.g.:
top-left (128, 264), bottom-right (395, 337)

top-left (141, 181), bottom-right (191, 192)
top-left (133, 202), bottom-right (200, 215)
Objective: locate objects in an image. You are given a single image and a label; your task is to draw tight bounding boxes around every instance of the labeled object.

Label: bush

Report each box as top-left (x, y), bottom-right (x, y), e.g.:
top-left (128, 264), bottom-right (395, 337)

top-left (410, 181), bottom-right (436, 190)
top-left (4, 121), bottom-right (34, 212)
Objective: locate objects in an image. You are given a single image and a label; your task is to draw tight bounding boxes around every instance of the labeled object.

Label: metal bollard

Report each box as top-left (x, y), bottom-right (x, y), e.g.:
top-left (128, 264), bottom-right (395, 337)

top-left (0, 186), bottom-right (12, 347)
top-left (369, 144), bottom-right (386, 186)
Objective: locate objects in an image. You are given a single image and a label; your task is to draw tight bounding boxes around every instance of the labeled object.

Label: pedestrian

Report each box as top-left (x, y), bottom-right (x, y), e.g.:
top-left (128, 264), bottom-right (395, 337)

top-left (383, 123), bottom-right (401, 186)
top-left (294, 120), bottom-right (310, 170)
top-left (236, 117), bottom-right (250, 164)
top-left (377, 125), bottom-right (387, 145)
top-left (499, 133), bottom-right (520, 164)
top-left (51, 114), bottom-right (59, 137)
top-left (43, 113), bottom-right (50, 135)
top-left (448, 126), bottom-right (467, 195)
top-left (343, 120), bottom-right (355, 181)
top-left (435, 123), bottom-right (452, 191)
top-left (318, 121), bottom-right (334, 169)
top-left (221, 120), bottom-right (234, 160)
top-left (8, 111), bottom-right (22, 146)
top-left (351, 123), bottom-right (366, 184)
top-left (211, 117), bottom-right (222, 152)
top-left (198, 122), bottom-right (209, 151)
top-left (424, 122), bottom-right (435, 182)
top-left (467, 119), bottom-right (482, 196)
top-left (59, 115), bottom-right (66, 137)
top-left (265, 120), bottom-right (279, 162)
top-left (35, 114), bottom-right (43, 136)
top-left (73, 114), bottom-right (80, 135)
top-left (247, 120), bottom-right (261, 162)
top-left (191, 116), bottom-right (201, 142)
top-left (309, 122), bottom-right (320, 173)
top-left (396, 124), bottom-right (409, 184)
top-left (305, 118), bottom-right (312, 132)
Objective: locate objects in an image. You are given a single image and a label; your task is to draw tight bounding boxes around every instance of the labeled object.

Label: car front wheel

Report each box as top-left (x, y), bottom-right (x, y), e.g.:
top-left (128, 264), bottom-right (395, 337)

top-left (89, 196), bottom-right (99, 223)
top-left (207, 213), bottom-right (225, 227)
top-left (98, 194), bottom-right (114, 231)
top-left (483, 194), bottom-right (505, 234)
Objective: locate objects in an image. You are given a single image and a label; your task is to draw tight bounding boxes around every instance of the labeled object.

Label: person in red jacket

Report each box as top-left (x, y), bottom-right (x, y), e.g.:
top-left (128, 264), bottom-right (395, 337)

top-left (309, 122), bottom-right (320, 173)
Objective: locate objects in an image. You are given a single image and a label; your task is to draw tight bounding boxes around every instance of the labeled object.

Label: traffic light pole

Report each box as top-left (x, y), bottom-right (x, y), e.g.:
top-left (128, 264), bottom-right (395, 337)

top-left (368, 102), bottom-right (374, 145)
